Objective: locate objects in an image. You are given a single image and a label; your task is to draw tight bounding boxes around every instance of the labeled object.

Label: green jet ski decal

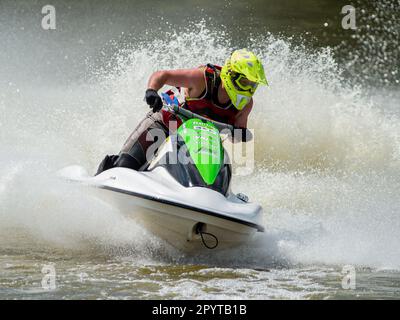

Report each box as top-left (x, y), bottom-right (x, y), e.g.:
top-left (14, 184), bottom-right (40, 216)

top-left (177, 118), bottom-right (223, 185)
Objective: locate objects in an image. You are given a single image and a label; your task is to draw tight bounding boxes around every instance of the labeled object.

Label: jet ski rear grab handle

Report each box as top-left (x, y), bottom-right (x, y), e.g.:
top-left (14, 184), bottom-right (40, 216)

top-left (162, 103), bottom-right (234, 133)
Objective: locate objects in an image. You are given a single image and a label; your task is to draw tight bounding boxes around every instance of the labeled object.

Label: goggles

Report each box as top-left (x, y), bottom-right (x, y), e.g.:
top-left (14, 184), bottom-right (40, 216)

top-left (231, 72), bottom-right (258, 94)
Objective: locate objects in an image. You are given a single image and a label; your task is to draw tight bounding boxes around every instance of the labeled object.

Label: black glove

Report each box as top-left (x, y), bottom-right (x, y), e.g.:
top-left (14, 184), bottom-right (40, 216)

top-left (145, 89), bottom-right (163, 112)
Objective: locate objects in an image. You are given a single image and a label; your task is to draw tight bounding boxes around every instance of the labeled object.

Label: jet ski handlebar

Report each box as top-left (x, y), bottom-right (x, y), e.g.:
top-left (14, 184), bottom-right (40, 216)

top-left (163, 104), bottom-right (234, 132)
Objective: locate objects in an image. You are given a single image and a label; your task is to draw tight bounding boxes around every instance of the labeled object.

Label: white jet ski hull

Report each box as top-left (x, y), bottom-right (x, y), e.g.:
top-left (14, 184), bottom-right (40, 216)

top-left (60, 166), bottom-right (264, 252)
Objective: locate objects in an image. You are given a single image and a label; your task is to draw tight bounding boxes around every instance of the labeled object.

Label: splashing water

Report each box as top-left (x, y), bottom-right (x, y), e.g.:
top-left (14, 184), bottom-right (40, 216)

top-left (1, 18), bottom-right (400, 299)
top-left (1, 21), bottom-right (400, 267)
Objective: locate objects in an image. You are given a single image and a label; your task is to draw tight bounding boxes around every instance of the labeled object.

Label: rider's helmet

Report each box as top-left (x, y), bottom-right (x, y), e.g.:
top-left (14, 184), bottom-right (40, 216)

top-left (220, 49), bottom-right (268, 110)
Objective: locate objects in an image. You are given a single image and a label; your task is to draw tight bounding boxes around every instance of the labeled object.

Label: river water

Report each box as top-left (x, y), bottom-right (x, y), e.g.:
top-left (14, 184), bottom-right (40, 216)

top-left (0, 0), bottom-right (399, 299)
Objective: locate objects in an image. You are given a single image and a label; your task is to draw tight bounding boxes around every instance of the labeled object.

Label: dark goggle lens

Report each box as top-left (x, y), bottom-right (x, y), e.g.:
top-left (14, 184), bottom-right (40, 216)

top-left (231, 73), bottom-right (257, 92)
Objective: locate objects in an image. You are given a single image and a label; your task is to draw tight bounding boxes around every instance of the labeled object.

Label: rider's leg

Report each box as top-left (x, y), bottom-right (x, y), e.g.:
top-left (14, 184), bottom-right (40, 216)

top-left (96, 111), bottom-right (168, 175)
top-left (95, 154), bottom-right (119, 175)
top-left (118, 111), bottom-right (168, 169)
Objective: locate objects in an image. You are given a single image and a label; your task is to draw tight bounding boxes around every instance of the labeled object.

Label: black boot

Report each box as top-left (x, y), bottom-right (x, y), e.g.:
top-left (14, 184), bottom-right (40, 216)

top-left (114, 153), bottom-right (143, 171)
top-left (95, 154), bottom-right (119, 175)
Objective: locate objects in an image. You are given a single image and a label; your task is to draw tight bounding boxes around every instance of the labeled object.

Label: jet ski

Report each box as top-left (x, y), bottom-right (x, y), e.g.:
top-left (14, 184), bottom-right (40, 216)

top-left (60, 95), bottom-right (264, 252)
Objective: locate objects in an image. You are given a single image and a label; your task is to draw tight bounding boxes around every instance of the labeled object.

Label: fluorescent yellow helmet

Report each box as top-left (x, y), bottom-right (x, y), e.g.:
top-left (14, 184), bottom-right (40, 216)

top-left (220, 49), bottom-right (268, 110)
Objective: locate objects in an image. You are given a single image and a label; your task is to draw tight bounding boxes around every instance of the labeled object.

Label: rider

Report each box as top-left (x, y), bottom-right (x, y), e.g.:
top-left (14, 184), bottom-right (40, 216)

top-left (96, 49), bottom-right (268, 174)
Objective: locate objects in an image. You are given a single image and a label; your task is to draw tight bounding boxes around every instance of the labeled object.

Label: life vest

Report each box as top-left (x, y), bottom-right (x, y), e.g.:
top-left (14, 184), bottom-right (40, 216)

top-left (161, 64), bottom-right (239, 129)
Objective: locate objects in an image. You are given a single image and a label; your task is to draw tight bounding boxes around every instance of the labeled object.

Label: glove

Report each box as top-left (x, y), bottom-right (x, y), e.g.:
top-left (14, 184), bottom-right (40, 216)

top-left (145, 89), bottom-right (163, 112)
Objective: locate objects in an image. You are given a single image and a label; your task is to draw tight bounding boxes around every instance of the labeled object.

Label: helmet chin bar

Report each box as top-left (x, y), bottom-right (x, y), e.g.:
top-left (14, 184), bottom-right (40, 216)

top-left (234, 94), bottom-right (251, 110)
top-left (224, 72), bottom-right (253, 110)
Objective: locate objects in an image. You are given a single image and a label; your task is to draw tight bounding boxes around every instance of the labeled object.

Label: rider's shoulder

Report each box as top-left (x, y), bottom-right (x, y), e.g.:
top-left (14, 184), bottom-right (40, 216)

top-left (187, 66), bottom-right (207, 79)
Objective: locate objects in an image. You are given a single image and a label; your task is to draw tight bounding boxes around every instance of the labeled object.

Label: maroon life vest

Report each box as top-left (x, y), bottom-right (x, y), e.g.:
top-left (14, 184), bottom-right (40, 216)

top-left (161, 64), bottom-right (239, 129)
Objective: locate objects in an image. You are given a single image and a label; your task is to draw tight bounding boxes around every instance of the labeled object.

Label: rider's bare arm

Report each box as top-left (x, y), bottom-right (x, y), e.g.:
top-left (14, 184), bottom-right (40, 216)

top-left (234, 100), bottom-right (253, 128)
top-left (147, 68), bottom-right (205, 97)
top-left (231, 99), bottom-right (253, 143)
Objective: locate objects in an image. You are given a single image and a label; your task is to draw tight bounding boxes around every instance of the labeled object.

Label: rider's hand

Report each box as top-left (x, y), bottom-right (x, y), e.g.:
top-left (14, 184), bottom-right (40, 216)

top-left (145, 89), bottom-right (163, 113)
